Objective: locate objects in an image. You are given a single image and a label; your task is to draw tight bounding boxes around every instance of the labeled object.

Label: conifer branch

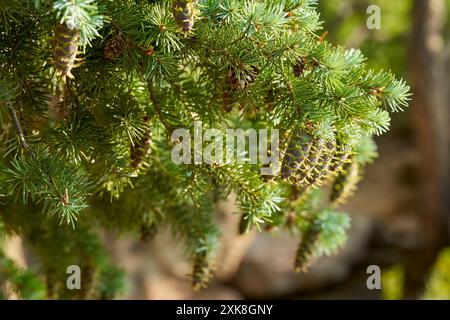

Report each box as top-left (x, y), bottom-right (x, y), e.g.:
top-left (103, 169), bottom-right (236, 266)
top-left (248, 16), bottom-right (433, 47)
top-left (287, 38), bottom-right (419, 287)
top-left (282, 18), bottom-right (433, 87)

top-left (0, 0), bottom-right (412, 296)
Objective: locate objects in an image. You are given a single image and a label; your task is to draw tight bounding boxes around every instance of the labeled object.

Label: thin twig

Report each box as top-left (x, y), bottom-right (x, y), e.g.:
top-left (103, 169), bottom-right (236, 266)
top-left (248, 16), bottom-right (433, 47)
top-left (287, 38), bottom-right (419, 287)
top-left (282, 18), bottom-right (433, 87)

top-left (10, 107), bottom-right (30, 150)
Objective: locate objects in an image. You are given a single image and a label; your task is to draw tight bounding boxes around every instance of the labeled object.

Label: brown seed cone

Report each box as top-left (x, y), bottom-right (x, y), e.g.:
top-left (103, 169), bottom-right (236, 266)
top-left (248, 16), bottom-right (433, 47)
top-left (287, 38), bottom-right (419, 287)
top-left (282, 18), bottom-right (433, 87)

top-left (305, 141), bottom-right (337, 188)
top-left (228, 67), bottom-right (259, 90)
top-left (223, 67), bottom-right (259, 112)
top-left (281, 131), bottom-right (314, 181)
top-left (104, 34), bottom-right (125, 60)
top-left (53, 23), bottom-right (80, 80)
top-left (330, 159), bottom-right (360, 207)
top-left (191, 250), bottom-right (213, 290)
top-left (329, 144), bottom-right (352, 174)
top-left (295, 222), bottom-right (321, 273)
top-left (293, 57), bottom-right (307, 77)
top-left (295, 138), bottom-right (325, 187)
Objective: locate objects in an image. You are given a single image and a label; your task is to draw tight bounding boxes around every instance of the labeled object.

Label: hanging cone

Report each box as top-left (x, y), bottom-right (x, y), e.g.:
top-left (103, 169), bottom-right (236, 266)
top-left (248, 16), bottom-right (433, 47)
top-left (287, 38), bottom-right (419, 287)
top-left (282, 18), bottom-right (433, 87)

top-left (104, 33), bottom-right (125, 60)
top-left (294, 138), bottom-right (325, 187)
top-left (305, 140), bottom-right (337, 188)
top-left (330, 158), bottom-right (360, 207)
top-left (329, 143), bottom-right (352, 174)
top-left (281, 130), bottom-right (314, 181)
top-left (295, 221), bottom-right (321, 273)
top-left (222, 66), bottom-right (258, 112)
top-left (293, 57), bottom-right (307, 78)
top-left (191, 250), bottom-right (213, 290)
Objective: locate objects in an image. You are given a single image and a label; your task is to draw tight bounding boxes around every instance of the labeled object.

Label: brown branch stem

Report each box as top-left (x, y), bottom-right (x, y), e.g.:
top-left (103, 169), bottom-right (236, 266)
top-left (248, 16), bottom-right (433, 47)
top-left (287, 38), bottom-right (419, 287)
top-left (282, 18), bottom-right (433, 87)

top-left (10, 107), bottom-right (30, 151)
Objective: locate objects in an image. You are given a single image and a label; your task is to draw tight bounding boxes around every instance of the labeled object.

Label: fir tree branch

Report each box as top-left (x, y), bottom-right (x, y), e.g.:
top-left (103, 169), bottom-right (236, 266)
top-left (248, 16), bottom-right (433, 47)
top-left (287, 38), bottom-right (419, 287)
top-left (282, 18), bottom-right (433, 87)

top-left (0, 0), bottom-right (412, 294)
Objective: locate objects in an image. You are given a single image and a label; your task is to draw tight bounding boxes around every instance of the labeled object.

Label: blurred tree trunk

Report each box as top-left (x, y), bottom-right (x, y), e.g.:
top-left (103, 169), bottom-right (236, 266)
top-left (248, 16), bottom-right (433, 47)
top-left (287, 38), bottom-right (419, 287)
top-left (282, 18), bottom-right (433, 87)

top-left (408, 0), bottom-right (449, 298)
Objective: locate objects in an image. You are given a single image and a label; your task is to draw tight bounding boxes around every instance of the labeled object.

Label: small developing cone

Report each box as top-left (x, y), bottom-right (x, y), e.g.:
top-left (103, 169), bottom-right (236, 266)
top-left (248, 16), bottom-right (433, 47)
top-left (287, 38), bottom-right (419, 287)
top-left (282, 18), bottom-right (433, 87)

top-left (104, 33), bottom-right (125, 60)
top-left (330, 158), bottom-right (360, 207)
top-left (293, 57), bottom-right (307, 78)
top-left (328, 144), bottom-right (352, 174)
top-left (223, 66), bottom-right (259, 112)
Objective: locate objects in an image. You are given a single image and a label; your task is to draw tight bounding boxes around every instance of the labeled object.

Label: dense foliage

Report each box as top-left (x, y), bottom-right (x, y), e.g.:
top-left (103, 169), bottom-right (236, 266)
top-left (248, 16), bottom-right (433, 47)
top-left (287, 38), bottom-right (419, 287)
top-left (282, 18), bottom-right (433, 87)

top-left (0, 0), bottom-right (410, 298)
